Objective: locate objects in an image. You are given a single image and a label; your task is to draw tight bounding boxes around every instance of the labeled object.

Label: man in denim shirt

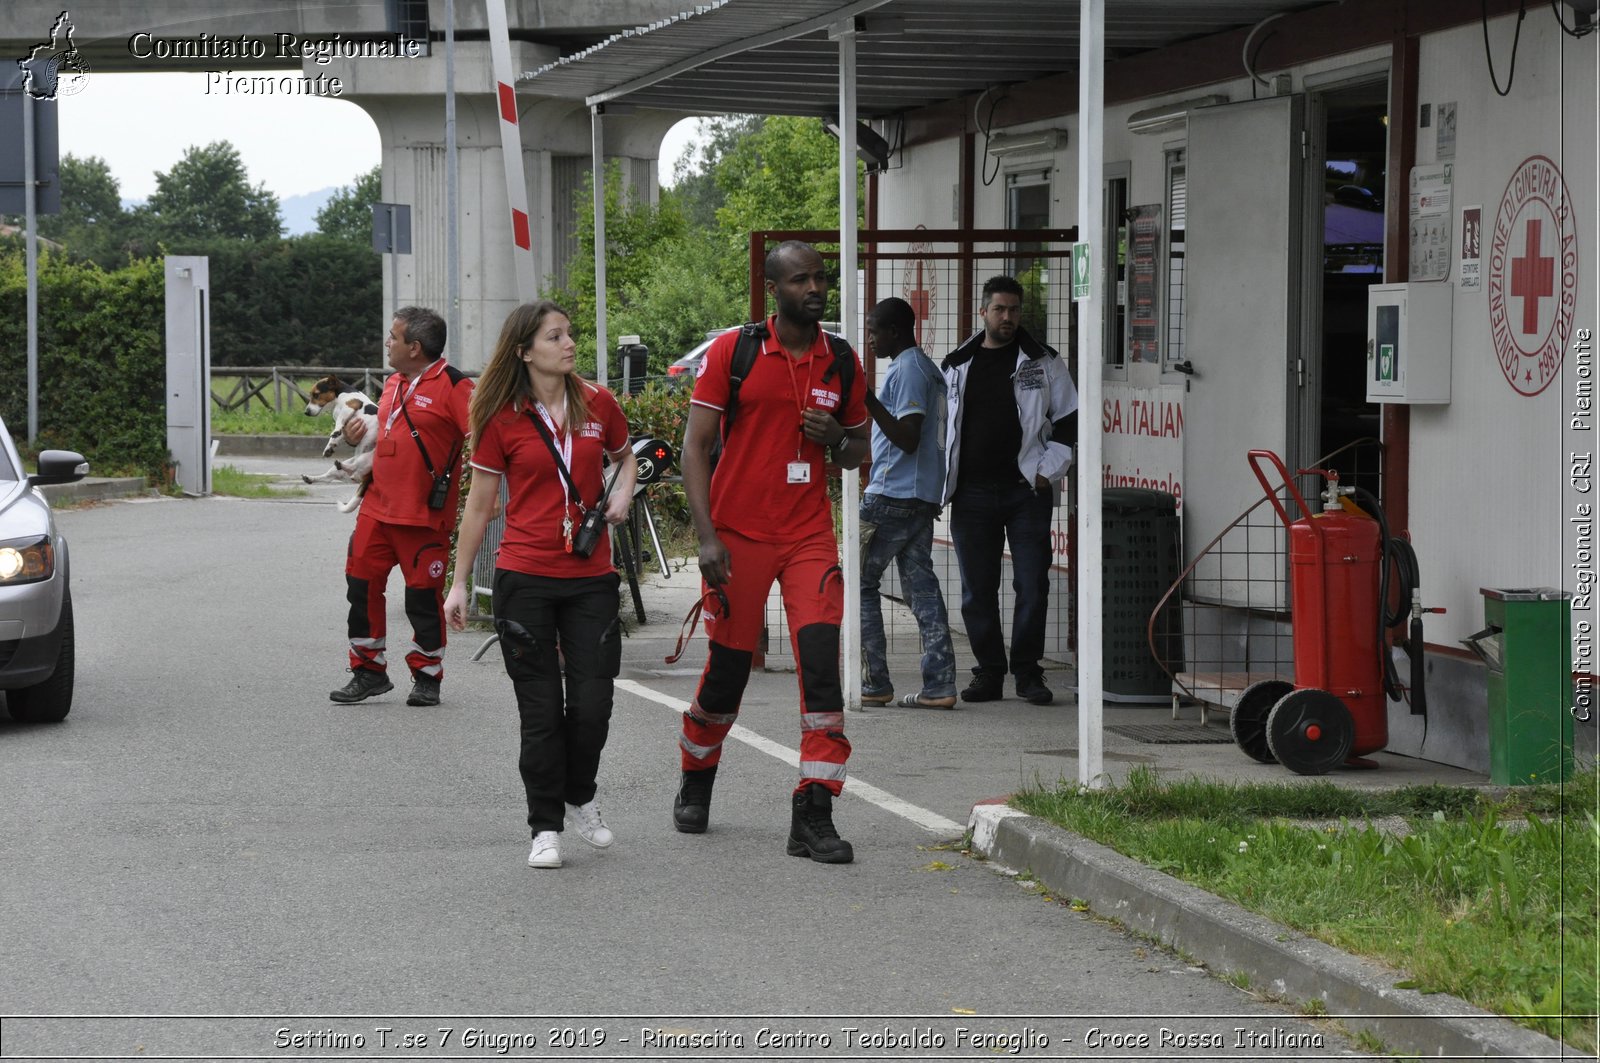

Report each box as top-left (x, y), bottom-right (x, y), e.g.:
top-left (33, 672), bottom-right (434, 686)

top-left (859, 297), bottom-right (958, 709)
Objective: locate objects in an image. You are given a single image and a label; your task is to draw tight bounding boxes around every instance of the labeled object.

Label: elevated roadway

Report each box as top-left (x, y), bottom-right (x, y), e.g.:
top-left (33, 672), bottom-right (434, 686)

top-left (2, 1), bottom-right (696, 368)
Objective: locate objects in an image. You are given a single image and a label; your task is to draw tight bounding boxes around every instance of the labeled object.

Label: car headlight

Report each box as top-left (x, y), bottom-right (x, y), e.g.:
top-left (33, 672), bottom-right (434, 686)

top-left (0, 535), bottom-right (55, 584)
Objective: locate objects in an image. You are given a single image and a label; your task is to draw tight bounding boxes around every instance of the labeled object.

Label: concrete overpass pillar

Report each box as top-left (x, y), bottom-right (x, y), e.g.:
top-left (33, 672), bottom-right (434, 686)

top-left (325, 42), bottom-right (682, 372)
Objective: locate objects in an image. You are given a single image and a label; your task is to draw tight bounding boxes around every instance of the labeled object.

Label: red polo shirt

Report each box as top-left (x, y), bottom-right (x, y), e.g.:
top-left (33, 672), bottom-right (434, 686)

top-left (469, 383), bottom-right (630, 579)
top-left (363, 358), bottom-right (474, 532)
top-left (691, 317), bottom-right (867, 544)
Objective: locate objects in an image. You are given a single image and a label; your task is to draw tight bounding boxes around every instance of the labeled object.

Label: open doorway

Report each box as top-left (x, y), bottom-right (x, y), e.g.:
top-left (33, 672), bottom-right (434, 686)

top-left (1311, 80), bottom-right (1388, 488)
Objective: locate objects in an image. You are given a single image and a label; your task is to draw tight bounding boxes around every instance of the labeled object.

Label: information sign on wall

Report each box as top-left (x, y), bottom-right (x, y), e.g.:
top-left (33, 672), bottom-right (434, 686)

top-left (1126, 204), bottom-right (1163, 363)
top-left (1409, 163), bottom-right (1452, 282)
top-left (1101, 381), bottom-right (1185, 511)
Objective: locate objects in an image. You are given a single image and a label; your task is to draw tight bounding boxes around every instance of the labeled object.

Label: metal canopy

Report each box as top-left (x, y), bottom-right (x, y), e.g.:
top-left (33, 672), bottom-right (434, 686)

top-left (522, 0), bottom-right (1330, 116)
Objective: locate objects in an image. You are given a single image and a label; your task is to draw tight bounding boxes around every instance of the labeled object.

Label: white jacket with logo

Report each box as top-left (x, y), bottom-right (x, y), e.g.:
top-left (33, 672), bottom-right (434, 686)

top-left (940, 327), bottom-right (1078, 506)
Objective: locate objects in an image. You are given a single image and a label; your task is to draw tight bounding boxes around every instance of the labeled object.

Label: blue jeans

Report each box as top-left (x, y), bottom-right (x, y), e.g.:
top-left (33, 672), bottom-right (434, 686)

top-left (949, 480), bottom-right (1054, 682)
top-left (859, 495), bottom-right (956, 699)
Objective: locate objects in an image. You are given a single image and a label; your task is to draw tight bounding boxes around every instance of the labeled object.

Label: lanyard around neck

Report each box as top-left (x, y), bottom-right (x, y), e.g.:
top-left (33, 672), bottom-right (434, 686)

top-left (782, 346), bottom-right (819, 459)
top-left (534, 397), bottom-right (573, 486)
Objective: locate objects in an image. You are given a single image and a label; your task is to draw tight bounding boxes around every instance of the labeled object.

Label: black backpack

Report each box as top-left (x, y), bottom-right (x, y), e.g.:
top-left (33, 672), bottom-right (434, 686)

top-left (709, 321), bottom-right (857, 470)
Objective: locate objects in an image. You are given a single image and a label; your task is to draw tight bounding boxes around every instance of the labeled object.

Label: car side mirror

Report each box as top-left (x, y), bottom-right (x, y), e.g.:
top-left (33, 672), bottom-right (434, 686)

top-left (27, 449), bottom-right (90, 487)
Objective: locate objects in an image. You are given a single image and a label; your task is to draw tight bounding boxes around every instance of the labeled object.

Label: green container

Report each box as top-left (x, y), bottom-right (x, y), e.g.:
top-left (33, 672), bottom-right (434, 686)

top-left (1472, 588), bottom-right (1573, 786)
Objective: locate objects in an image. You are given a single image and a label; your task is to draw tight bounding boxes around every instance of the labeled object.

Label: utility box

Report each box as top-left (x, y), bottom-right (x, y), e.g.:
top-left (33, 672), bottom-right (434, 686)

top-left (1366, 282), bottom-right (1452, 404)
top-left (617, 335), bottom-right (649, 395)
top-left (1464, 587), bottom-right (1573, 786)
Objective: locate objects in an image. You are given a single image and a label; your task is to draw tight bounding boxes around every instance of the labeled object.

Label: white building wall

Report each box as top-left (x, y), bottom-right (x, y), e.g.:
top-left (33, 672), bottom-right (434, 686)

top-left (1410, 16), bottom-right (1596, 643)
top-left (867, 18), bottom-right (1596, 710)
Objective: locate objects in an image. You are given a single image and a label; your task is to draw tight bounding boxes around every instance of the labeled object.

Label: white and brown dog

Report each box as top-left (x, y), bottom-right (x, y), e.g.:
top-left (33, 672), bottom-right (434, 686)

top-left (301, 375), bottom-right (379, 513)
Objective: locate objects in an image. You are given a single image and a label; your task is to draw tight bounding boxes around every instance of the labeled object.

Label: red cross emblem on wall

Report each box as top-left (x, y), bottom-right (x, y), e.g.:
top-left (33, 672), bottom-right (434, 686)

top-left (902, 236), bottom-right (938, 353)
top-left (1487, 155), bottom-right (1579, 398)
top-left (1509, 219), bottom-right (1554, 335)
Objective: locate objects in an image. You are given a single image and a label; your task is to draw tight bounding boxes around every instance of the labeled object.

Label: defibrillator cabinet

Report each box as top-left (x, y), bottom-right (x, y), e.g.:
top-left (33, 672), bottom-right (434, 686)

top-left (1365, 282), bottom-right (1452, 404)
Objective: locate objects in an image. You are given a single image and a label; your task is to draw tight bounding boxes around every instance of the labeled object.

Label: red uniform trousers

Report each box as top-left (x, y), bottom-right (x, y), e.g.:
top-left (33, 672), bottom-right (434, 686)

top-left (679, 527), bottom-right (852, 795)
top-left (344, 513), bottom-right (451, 680)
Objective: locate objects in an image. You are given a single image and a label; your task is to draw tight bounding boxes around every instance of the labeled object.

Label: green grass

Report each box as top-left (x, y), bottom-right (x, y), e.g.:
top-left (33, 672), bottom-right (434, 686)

top-left (211, 464), bottom-right (307, 499)
top-left (211, 405), bottom-right (329, 436)
top-left (1013, 766), bottom-right (1600, 1053)
top-left (210, 375), bottom-right (351, 435)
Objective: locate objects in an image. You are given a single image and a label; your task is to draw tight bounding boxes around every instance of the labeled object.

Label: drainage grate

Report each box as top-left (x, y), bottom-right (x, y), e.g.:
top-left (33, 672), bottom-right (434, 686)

top-left (1107, 723), bottom-right (1235, 745)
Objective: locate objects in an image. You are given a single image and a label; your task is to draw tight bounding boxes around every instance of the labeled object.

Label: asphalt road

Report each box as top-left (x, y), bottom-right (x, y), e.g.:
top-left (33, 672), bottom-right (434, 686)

top-left (0, 462), bottom-right (1372, 1060)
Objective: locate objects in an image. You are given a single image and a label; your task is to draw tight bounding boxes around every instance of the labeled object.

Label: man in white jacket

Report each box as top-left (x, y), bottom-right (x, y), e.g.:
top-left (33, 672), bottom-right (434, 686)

top-left (941, 275), bottom-right (1078, 705)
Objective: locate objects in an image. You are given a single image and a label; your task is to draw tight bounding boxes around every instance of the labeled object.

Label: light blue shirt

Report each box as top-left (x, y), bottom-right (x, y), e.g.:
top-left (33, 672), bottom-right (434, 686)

top-left (866, 345), bottom-right (946, 505)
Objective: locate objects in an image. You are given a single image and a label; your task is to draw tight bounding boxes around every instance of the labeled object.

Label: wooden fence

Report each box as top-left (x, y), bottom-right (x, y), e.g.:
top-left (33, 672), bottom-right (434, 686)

top-left (210, 367), bottom-right (394, 414)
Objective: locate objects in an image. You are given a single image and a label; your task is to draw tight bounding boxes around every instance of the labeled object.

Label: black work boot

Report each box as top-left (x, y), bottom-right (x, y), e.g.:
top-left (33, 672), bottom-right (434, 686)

top-left (406, 674), bottom-right (441, 707)
top-left (787, 783), bottom-right (854, 864)
top-left (329, 668), bottom-right (393, 704)
top-left (672, 766), bottom-right (717, 834)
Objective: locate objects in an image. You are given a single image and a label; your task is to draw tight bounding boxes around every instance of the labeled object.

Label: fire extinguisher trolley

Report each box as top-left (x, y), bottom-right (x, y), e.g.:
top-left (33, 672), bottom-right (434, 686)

top-left (1231, 450), bottom-right (1429, 775)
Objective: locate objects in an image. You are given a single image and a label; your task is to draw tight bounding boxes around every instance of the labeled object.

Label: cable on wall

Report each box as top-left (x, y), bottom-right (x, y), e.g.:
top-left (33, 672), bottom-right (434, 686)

top-left (1482, 0), bottom-right (1528, 97)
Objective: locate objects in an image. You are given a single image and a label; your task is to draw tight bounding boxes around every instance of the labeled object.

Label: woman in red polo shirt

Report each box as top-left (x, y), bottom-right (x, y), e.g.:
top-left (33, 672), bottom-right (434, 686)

top-left (443, 300), bottom-right (637, 870)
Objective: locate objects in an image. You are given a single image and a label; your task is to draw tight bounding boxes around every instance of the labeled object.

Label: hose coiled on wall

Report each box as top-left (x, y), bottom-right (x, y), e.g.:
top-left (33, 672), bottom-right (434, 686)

top-left (1352, 485), bottom-right (1427, 718)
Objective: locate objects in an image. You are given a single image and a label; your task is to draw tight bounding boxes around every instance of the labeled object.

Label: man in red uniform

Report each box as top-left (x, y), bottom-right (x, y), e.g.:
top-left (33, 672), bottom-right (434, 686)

top-left (674, 240), bottom-right (871, 863)
top-left (329, 306), bottom-right (474, 707)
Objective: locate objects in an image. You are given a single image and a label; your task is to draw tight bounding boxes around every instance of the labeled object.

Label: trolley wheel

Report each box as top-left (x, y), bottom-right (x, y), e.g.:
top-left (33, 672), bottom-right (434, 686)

top-left (1231, 679), bottom-right (1293, 764)
top-left (1265, 688), bottom-right (1355, 776)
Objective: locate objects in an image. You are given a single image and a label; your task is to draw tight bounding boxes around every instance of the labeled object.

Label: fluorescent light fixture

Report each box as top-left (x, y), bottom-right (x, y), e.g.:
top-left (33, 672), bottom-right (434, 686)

top-left (1127, 94), bottom-right (1230, 135)
top-left (986, 129), bottom-right (1068, 158)
top-left (823, 117), bottom-right (893, 173)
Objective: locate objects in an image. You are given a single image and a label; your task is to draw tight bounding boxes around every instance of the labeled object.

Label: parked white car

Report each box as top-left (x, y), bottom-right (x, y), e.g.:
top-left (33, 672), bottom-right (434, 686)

top-left (0, 417), bottom-right (87, 723)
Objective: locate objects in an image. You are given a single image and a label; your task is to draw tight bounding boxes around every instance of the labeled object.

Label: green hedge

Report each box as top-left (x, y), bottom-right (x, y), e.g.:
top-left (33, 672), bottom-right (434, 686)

top-left (0, 248), bottom-right (168, 477)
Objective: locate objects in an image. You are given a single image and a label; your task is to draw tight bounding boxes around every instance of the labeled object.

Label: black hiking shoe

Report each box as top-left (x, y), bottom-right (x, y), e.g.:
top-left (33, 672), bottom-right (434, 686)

top-left (961, 674), bottom-right (1004, 703)
top-left (406, 674), bottom-right (441, 706)
top-left (1016, 674), bottom-right (1054, 705)
top-left (787, 783), bottom-right (854, 864)
top-left (329, 668), bottom-right (393, 704)
top-left (672, 766), bottom-right (717, 834)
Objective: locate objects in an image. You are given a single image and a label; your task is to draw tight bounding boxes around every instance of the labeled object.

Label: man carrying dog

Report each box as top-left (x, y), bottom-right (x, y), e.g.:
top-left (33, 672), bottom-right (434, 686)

top-left (330, 306), bottom-right (474, 707)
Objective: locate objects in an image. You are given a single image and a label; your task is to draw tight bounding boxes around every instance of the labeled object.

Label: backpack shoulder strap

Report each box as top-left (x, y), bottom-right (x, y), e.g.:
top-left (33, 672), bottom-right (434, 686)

top-left (722, 322), bottom-right (767, 430)
top-left (821, 332), bottom-right (857, 406)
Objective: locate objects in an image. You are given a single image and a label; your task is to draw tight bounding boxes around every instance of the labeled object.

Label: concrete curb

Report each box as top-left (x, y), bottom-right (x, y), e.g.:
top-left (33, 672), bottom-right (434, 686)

top-left (38, 477), bottom-right (150, 504)
top-left (968, 805), bottom-right (1575, 1063)
top-left (212, 434), bottom-right (328, 457)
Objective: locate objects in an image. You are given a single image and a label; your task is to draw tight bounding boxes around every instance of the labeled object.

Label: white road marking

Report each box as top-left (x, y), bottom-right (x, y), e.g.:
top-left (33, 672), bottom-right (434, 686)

top-left (616, 678), bottom-right (965, 835)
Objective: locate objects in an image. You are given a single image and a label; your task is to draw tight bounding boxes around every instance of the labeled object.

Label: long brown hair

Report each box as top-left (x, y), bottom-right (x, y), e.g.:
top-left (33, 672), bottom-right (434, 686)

top-left (468, 300), bottom-right (591, 442)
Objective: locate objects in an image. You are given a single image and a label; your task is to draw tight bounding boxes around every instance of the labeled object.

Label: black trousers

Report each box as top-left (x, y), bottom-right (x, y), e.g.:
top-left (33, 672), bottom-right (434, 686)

top-left (492, 569), bottom-right (623, 835)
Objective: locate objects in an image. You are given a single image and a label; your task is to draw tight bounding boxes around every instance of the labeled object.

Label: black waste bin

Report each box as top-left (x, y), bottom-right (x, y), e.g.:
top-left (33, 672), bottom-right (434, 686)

top-left (617, 338), bottom-right (649, 394)
top-left (1103, 487), bottom-right (1183, 701)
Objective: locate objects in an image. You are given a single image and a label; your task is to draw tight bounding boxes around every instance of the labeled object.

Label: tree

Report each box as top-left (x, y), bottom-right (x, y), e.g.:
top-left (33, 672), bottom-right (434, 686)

top-left (3, 154), bottom-right (133, 266)
top-left (550, 115), bottom-right (863, 375)
top-left (548, 161), bottom-right (689, 371)
top-left (315, 165), bottom-right (382, 243)
top-left (145, 141), bottom-right (283, 244)
top-left (671, 115), bottom-right (761, 230)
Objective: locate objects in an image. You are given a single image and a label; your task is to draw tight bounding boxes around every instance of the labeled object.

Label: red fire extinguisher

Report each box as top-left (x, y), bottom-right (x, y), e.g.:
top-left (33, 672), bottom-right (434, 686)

top-left (1233, 450), bottom-right (1432, 775)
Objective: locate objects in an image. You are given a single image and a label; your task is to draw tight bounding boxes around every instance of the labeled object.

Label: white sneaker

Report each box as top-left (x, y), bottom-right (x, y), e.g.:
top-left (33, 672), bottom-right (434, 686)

top-left (527, 830), bottom-right (562, 868)
top-left (564, 800), bottom-right (615, 848)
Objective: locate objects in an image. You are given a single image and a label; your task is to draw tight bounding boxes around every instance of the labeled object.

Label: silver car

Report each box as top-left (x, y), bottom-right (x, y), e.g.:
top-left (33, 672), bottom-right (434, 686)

top-left (0, 418), bottom-right (87, 723)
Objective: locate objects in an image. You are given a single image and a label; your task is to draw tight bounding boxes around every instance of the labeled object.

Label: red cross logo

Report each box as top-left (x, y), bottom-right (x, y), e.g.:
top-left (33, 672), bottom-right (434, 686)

top-left (1487, 155), bottom-right (1579, 398)
top-left (907, 260), bottom-right (931, 347)
top-left (1509, 219), bottom-right (1553, 335)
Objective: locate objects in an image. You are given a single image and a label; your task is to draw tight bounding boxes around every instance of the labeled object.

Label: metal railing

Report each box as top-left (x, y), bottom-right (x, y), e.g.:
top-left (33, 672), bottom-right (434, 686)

top-left (1147, 437), bottom-right (1385, 724)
